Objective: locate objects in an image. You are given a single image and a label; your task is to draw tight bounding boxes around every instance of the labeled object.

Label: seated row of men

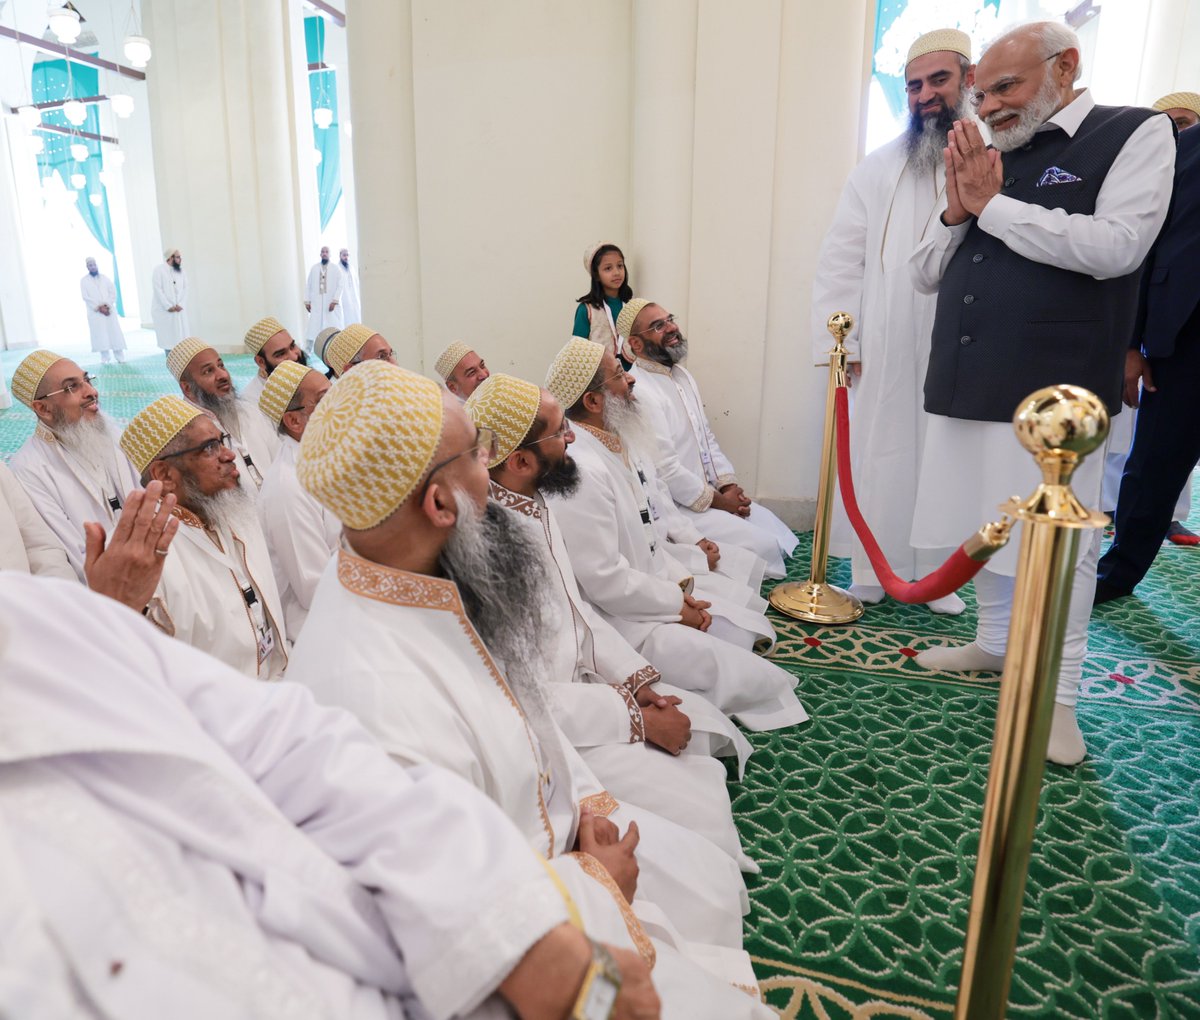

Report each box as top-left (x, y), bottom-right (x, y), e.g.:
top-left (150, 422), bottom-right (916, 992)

top-left (0, 306), bottom-right (807, 1015)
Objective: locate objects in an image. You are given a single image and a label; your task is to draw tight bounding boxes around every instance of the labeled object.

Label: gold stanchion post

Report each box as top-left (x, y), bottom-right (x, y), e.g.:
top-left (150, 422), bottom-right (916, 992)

top-left (769, 311), bottom-right (864, 624)
top-left (954, 384), bottom-right (1109, 1020)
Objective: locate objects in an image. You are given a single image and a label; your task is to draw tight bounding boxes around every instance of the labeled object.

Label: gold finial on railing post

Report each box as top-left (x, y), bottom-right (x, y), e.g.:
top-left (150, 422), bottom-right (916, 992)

top-left (768, 311), bottom-right (864, 624)
top-left (954, 384), bottom-right (1109, 1020)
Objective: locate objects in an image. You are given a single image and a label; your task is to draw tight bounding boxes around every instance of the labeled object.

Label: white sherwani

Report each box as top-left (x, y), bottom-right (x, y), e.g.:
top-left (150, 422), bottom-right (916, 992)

top-left (631, 359), bottom-right (798, 578)
top-left (0, 572), bottom-right (587, 1020)
top-left (258, 436), bottom-right (341, 638)
top-left (305, 262), bottom-right (346, 342)
top-left (151, 263), bottom-right (190, 349)
top-left (150, 508), bottom-right (288, 680)
top-left (0, 462), bottom-right (74, 578)
top-left (812, 134), bottom-right (950, 585)
top-left (288, 552), bottom-right (774, 1013)
top-left (340, 262), bottom-right (361, 323)
top-left (240, 371), bottom-right (267, 408)
top-left (550, 424), bottom-right (808, 732)
top-left (8, 421), bottom-right (142, 581)
top-left (490, 480), bottom-right (755, 871)
top-left (79, 272), bottom-right (126, 354)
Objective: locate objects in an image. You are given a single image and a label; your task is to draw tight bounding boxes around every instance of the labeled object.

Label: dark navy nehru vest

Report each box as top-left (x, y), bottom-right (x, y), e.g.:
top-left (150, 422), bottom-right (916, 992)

top-left (924, 104), bottom-right (1160, 422)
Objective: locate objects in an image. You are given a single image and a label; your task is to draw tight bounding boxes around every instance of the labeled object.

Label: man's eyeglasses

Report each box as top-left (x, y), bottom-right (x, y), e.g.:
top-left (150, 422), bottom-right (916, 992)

top-left (285, 391), bottom-right (327, 417)
top-left (157, 432), bottom-right (233, 461)
top-left (522, 419), bottom-right (572, 449)
top-left (419, 427), bottom-right (497, 499)
top-left (351, 347), bottom-right (397, 366)
top-left (587, 368), bottom-right (629, 394)
top-left (631, 314), bottom-right (676, 337)
top-left (38, 373), bottom-right (96, 399)
top-left (968, 52), bottom-right (1062, 108)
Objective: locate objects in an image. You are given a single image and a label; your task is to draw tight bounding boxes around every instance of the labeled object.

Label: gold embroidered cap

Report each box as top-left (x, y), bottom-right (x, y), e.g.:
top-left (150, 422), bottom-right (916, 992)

top-left (906, 28), bottom-right (972, 67)
top-left (315, 326), bottom-right (341, 365)
top-left (166, 337), bottom-right (214, 381)
top-left (120, 396), bottom-right (203, 474)
top-left (614, 298), bottom-right (652, 346)
top-left (11, 349), bottom-right (66, 408)
top-left (434, 340), bottom-right (474, 380)
top-left (244, 316), bottom-right (287, 356)
top-left (546, 338), bottom-right (605, 411)
top-left (1153, 91), bottom-right (1200, 116)
top-left (465, 373), bottom-right (543, 469)
top-left (325, 323), bottom-right (378, 378)
top-left (259, 361), bottom-right (316, 428)
top-left (297, 359), bottom-right (445, 530)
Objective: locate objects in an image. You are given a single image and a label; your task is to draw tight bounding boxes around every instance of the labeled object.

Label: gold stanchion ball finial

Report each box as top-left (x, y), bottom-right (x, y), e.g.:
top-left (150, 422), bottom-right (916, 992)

top-left (826, 312), bottom-right (854, 344)
top-left (1012, 385), bottom-right (1109, 458)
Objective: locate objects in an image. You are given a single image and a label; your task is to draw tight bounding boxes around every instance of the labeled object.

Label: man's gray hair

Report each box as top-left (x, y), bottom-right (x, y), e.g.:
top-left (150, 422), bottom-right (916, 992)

top-left (983, 21), bottom-right (1083, 82)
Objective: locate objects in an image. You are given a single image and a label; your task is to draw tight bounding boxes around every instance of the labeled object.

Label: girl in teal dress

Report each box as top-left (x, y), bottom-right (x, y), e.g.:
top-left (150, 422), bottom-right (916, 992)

top-left (573, 242), bottom-right (634, 368)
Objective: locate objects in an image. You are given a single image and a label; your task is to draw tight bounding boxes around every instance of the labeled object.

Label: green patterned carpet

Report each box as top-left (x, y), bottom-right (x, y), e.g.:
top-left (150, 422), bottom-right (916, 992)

top-left (746, 504), bottom-right (1200, 1017)
top-left (3, 350), bottom-right (1197, 1018)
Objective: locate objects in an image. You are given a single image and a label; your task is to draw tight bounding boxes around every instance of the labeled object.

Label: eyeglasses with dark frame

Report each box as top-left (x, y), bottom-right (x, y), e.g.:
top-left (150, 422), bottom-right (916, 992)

top-left (38, 373), bottom-right (97, 399)
top-left (968, 52), bottom-right (1062, 109)
top-left (630, 314), bottom-right (676, 338)
top-left (586, 368), bottom-right (630, 394)
top-left (418, 427), bottom-right (497, 500)
top-left (156, 432), bottom-right (234, 461)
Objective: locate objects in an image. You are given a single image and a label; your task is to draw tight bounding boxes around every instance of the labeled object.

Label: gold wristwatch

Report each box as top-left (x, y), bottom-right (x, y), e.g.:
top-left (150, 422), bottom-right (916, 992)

top-left (571, 940), bottom-right (621, 1020)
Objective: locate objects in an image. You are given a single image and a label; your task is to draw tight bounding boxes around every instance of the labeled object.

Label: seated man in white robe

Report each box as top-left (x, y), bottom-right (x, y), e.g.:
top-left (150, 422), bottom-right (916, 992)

top-left (257, 361), bottom-right (339, 638)
top-left (288, 361), bottom-right (772, 1011)
top-left (546, 339), bottom-right (809, 733)
top-left (324, 322), bottom-right (397, 378)
top-left (435, 340), bottom-right (490, 399)
top-left (0, 572), bottom-right (664, 1020)
top-left (8, 350), bottom-right (141, 580)
top-left (467, 372), bottom-right (755, 871)
top-left (167, 337), bottom-right (279, 488)
top-left (121, 396), bottom-right (287, 680)
top-left (240, 315), bottom-right (307, 407)
top-left (618, 299), bottom-right (800, 579)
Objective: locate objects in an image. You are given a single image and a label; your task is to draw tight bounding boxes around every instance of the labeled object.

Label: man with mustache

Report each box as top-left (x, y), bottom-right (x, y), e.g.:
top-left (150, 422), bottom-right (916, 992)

top-left (121, 395), bottom-right (287, 679)
top-left (79, 256), bottom-right (127, 363)
top-left (304, 245), bottom-right (345, 350)
top-left (287, 361), bottom-right (772, 1014)
top-left (8, 349), bottom-right (141, 580)
top-left (810, 28), bottom-right (975, 612)
top-left (435, 340), bottom-right (490, 399)
top-left (467, 372), bottom-right (757, 872)
top-left (620, 298), bottom-right (801, 581)
top-left (239, 315), bottom-right (307, 407)
top-left (151, 247), bottom-right (189, 350)
top-left (909, 21), bottom-right (1176, 765)
top-left (545, 338), bottom-right (809, 733)
top-left (323, 322), bottom-right (397, 377)
top-left (168, 336), bottom-right (280, 488)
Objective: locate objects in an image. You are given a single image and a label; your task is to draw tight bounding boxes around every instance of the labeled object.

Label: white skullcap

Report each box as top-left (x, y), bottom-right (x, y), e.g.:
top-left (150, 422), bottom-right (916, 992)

top-left (906, 29), bottom-right (972, 68)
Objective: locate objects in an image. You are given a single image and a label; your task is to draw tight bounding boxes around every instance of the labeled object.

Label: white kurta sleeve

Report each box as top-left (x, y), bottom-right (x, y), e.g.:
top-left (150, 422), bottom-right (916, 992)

top-left (909, 217), bottom-right (971, 294)
top-left (152, 265), bottom-right (172, 310)
top-left (0, 464), bottom-right (74, 580)
top-left (8, 457), bottom-right (88, 580)
top-left (812, 165), bottom-right (870, 362)
top-left (974, 115), bottom-right (1175, 279)
top-left (79, 277), bottom-right (92, 310)
top-left (549, 683), bottom-right (643, 747)
top-left (551, 463), bottom-right (686, 623)
top-left (103, 276), bottom-right (117, 306)
top-left (637, 384), bottom-right (714, 512)
top-left (305, 266), bottom-right (318, 303)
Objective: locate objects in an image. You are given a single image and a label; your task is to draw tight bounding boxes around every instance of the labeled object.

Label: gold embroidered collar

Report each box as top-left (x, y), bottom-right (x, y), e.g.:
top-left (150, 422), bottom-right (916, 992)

top-left (33, 422), bottom-right (60, 444)
top-left (336, 549), bottom-right (463, 613)
top-left (576, 421), bottom-right (622, 454)
top-left (634, 356), bottom-right (671, 377)
top-left (171, 505), bottom-right (206, 530)
top-left (489, 481), bottom-right (543, 519)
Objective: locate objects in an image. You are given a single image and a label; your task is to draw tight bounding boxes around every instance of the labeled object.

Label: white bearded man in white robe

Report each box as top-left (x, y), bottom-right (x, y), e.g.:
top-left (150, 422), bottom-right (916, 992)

top-left (167, 337), bottom-right (280, 489)
top-left (0, 572), bottom-right (675, 1020)
top-left (544, 339), bottom-right (810, 733)
top-left (304, 246), bottom-right (346, 347)
top-left (240, 315), bottom-right (308, 408)
top-left (151, 248), bottom-right (189, 349)
top-left (8, 350), bottom-right (141, 581)
top-left (121, 396), bottom-right (288, 680)
top-left (257, 361), bottom-right (340, 638)
top-left (79, 257), bottom-right (126, 363)
top-left (618, 300), bottom-right (799, 580)
top-left (812, 28), bottom-right (976, 614)
top-left (338, 247), bottom-right (361, 323)
top-left (287, 361), bottom-right (775, 1015)
top-left (466, 372), bottom-right (757, 872)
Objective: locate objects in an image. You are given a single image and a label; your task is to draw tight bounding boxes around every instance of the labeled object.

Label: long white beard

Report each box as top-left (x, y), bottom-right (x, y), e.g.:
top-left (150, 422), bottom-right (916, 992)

top-left (185, 482), bottom-right (254, 535)
top-left (193, 389), bottom-right (242, 440)
top-left (985, 73), bottom-right (1063, 153)
top-left (602, 393), bottom-right (657, 460)
top-left (54, 412), bottom-right (120, 481)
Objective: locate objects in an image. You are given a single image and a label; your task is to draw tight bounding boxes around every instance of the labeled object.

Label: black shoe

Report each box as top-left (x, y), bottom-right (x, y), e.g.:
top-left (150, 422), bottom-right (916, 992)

top-left (1093, 579), bottom-right (1133, 606)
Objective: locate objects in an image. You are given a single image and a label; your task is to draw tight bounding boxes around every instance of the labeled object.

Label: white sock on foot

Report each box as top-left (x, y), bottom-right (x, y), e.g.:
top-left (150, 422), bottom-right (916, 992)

top-left (925, 592), bottom-right (966, 615)
top-left (915, 642), bottom-right (1005, 672)
top-left (848, 583), bottom-right (885, 605)
top-left (1046, 702), bottom-right (1087, 766)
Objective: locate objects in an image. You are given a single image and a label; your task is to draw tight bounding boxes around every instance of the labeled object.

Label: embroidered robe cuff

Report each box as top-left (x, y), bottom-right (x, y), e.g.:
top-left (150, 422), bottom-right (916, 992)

top-left (688, 485), bottom-right (716, 513)
top-left (578, 791), bottom-right (619, 818)
top-left (611, 684), bottom-right (645, 743)
top-left (715, 474), bottom-right (738, 489)
top-left (624, 665), bottom-right (661, 696)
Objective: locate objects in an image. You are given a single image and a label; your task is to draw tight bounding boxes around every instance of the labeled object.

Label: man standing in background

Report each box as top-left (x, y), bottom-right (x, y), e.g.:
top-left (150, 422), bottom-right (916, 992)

top-left (304, 246), bottom-right (345, 350)
top-left (338, 247), bottom-right (361, 323)
top-left (80, 257), bottom-right (126, 363)
top-left (151, 248), bottom-right (189, 350)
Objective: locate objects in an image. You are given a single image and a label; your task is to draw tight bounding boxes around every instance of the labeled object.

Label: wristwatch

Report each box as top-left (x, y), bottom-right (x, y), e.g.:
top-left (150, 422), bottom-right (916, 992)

top-left (571, 940), bottom-right (622, 1020)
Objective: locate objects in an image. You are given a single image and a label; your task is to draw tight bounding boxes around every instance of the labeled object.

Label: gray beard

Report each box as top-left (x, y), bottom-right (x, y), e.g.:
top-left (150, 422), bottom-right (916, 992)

top-left (985, 73), bottom-right (1063, 152)
top-left (193, 388), bottom-right (242, 440)
top-left (180, 479), bottom-right (254, 534)
top-left (905, 90), bottom-right (971, 174)
top-left (643, 335), bottom-right (688, 366)
top-left (52, 412), bottom-right (120, 481)
top-left (601, 392), bottom-right (656, 460)
top-left (440, 487), bottom-right (560, 707)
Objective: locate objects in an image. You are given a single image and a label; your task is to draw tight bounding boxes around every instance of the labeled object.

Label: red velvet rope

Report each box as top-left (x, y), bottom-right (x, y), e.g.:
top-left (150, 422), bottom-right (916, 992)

top-left (834, 385), bottom-right (985, 604)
